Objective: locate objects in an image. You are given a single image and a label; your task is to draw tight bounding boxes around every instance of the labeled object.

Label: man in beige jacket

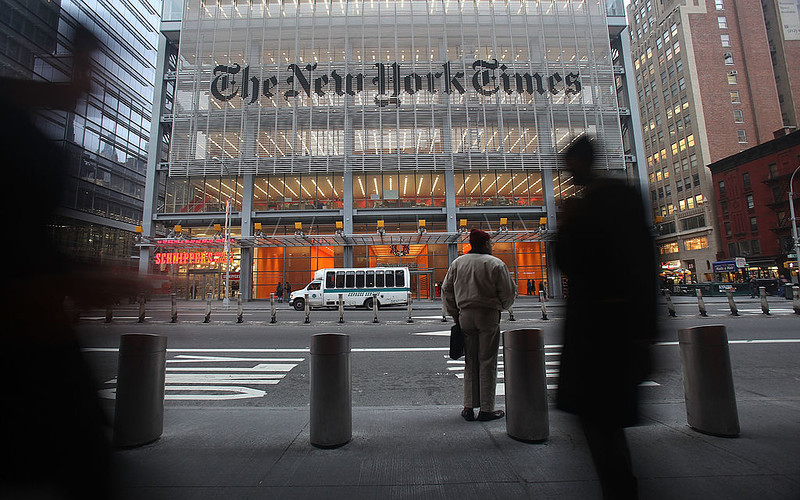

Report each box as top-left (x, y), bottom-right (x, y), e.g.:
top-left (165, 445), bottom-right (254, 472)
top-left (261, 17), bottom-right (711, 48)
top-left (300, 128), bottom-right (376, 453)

top-left (442, 229), bottom-right (517, 421)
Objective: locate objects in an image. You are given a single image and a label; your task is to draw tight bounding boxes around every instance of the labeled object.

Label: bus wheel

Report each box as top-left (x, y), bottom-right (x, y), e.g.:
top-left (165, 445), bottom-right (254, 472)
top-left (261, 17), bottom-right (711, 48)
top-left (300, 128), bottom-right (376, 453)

top-left (293, 298), bottom-right (305, 311)
top-left (363, 297), bottom-right (374, 310)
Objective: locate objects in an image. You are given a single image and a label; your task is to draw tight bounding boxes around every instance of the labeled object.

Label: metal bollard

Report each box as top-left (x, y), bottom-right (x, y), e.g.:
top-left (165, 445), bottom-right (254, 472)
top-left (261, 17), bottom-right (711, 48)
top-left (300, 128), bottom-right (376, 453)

top-left (170, 293), bottom-right (177, 323)
top-left (372, 293), bottom-right (379, 323)
top-left (304, 293), bottom-right (311, 324)
top-left (664, 289), bottom-right (677, 317)
top-left (678, 325), bottom-right (740, 437)
top-left (503, 329), bottom-right (549, 443)
top-left (696, 289), bottom-right (708, 317)
top-left (113, 334), bottom-right (168, 448)
top-left (760, 286), bottom-right (770, 315)
top-left (204, 298), bottom-right (211, 323)
top-left (794, 286), bottom-right (800, 315)
top-left (237, 295), bottom-right (243, 323)
top-left (310, 333), bottom-right (351, 448)
top-left (538, 291), bottom-right (548, 320)
top-left (138, 295), bottom-right (146, 323)
top-left (726, 290), bottom-right (739, 316)
top-left (105, 303), bottom-right (113, 323)
top-left (338, 293), bottom-right (344, 324)
top-left (441, 299), bottom-right (448, 322)
top-left (270, 293), bottom-right (277, 323)
top-left (407, 292), bottom-right (414, 323)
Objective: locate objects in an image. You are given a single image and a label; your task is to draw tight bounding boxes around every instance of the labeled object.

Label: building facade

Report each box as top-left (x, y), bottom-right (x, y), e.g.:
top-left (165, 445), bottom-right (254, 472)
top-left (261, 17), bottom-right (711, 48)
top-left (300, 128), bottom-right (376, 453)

top-left (761, 0), bottom-right (800, 129)
top-left (141, 0), bottom-right (647, 301)
top-left (708, 129), bottom-right (800, 283)
top-left (627, 0), bottom-right (785, 282)
top-left (1, 0), bottom-right (160, 265)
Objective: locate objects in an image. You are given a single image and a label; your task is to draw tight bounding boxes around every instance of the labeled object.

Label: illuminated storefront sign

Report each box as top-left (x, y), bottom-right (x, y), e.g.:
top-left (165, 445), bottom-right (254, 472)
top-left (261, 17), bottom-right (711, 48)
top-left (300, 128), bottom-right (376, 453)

top-left (211, 60), bottom-right (581, 106)
top-left (661, 260), bottom-right (681, 270)
top-left (154, 252), bottom-right (227, 265)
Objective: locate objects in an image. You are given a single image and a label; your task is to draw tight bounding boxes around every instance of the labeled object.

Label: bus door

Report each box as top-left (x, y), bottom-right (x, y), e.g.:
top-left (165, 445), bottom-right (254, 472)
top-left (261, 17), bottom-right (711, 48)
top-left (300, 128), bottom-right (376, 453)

top-left (305, 281), bottom-right (324, 307)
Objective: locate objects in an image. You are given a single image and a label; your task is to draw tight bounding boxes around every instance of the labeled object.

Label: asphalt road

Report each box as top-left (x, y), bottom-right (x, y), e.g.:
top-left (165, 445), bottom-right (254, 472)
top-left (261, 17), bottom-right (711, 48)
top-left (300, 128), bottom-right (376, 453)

top-left (76, 298), bottom-right (800, 414)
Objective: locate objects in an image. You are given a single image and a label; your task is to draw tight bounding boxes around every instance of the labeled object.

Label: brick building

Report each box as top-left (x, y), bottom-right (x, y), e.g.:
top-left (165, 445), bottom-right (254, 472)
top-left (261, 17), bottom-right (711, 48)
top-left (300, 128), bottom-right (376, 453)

top-left (708, 129), bottom-right (800, 283)
top-left (627, 0), bottom-right (789, 281)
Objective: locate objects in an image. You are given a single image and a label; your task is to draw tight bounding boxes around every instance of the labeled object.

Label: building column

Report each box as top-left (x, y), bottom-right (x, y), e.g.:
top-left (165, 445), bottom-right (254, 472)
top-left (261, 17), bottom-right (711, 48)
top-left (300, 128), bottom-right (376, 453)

top-left (240, 174), bottom-right (255, 300)
top-left (139, 33), bottom-right (169, 275)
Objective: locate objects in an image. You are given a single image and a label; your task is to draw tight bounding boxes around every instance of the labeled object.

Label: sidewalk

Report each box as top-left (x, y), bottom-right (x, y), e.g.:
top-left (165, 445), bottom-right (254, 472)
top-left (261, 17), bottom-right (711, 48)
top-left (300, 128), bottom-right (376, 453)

top-left (112, 398), bottom-right (800, 500)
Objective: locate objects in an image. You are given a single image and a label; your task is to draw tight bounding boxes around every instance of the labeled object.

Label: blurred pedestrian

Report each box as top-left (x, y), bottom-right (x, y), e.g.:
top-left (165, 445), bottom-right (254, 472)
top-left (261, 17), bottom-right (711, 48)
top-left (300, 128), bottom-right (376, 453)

top-left (555, 136), bottom-right (657, 500)
top-left (284, 281), bottom-right (292, 302)
top-left (276, 282), bottom-right (283, 301)
top-left (442, 229), bottom-right (516, 422)
top-left (749, 277), bottom-right (757, 298)
top-left (0, 24), bottom-right (144, 499)
top-left (526, 279), bottom-right (532, 296)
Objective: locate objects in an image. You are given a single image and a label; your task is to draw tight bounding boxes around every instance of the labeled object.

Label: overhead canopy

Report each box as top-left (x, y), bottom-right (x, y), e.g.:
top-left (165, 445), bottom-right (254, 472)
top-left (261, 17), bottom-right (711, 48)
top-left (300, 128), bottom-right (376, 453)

top-left (147, 230), bottom-right (552, 250)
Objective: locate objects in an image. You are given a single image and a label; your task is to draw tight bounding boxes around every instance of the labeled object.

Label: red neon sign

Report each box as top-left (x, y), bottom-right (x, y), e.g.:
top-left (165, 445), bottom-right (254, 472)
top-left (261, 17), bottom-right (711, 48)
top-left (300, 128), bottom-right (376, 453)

top-left (154, 252), bottom-right (226, 265)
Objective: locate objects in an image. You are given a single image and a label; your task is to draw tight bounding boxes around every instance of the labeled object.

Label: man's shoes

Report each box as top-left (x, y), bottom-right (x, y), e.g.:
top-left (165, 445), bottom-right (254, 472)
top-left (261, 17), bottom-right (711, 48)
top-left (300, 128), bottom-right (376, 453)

top-left (461, 408), bottom-right (475, 422)
top-left (477, 410), bottom-right (505, 421)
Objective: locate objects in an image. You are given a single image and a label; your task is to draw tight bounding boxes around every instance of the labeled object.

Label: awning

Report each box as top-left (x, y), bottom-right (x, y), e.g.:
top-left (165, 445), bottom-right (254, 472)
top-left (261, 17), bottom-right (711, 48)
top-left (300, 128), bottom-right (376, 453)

top-left (145, 229), bottom-right (552, 250)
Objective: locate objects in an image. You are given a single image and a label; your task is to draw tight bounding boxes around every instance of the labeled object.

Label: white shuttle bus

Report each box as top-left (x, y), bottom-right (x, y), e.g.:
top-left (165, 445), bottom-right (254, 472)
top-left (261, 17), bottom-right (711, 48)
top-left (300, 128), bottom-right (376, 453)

top-left (289, 267), bottom-right (411, 311)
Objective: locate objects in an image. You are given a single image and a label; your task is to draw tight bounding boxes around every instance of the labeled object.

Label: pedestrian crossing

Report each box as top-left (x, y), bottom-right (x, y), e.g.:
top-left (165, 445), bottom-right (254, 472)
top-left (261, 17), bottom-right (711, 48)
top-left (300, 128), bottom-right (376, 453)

top-left (445, 346), bottom-right (660, 396)
top-left (446, 346), bottom-right (563, 394)
top-left (99, 353), bottom-right (305, 401)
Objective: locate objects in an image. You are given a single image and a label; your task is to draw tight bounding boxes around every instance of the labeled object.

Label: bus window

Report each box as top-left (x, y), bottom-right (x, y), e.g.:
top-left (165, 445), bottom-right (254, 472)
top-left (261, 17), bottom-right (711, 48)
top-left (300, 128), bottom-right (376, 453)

top-left (376, 271), bottom-right (385, 288)
top-left (345, 271), bottom-right (355, 288)
top-left (385, 270), bottom-right (395, 287)
top-left (326, 272), bottom-right (335, 289)
top-left (395, 270), bottom-right (405, 287)
top-left (356, 270), bottom-right (365, 288)
top-left (336, 271), bottom-right (345, 288)
top-left (366, 271), bottom-right (375, 287)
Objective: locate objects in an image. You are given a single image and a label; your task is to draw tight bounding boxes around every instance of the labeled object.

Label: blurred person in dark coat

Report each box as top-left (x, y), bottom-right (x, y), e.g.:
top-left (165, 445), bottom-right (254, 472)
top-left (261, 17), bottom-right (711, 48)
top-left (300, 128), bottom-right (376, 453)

top-left (555, 136), bottom-right (657, 500)
top-left (0, 24), bottom-right (144, 499)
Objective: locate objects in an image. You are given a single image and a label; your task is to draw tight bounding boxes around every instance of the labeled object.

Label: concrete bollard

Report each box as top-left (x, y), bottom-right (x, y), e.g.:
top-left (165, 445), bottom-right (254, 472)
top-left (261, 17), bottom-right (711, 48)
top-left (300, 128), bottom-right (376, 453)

top-left (204, 299), bottom-right (211, 323)
top-left (760, 286), bottom-right (770, 315)
top-left (113, 334), bottom-right (167, 448)
top-left (372, 293), bottom-right (379, 323)
top-left (237, 295), bottom-right (243, 323)
top-left (503, 329), bottom-right (549, 443)
top-left (304, 292), bottom-right (310, 324)
top-left (270, 293), bottom-right (277, 323)
top-left (105, 303), bottom-right (113, 323)
top-left (664, 289), bottom-right (677, 317)
top-left (726, 290), bottom-right (739, 316)
top-left (138, 295), bottom-right (146, 323)
top-left (338, 293), bottom-right (344, 324)
top-left (310, 333), bottom-right (351, 448)
top-left (170, 293), bottom-right (177, 323)
top-left (696, 289), bottom-right (708, 317)
top-left (794, 286), bottom-right (800, 315)
top-left (538, 291), bottom-right (548, 320)
top-left (407, 292), bottom-right (414, 324)
top-left (441, 299), bottom-right (448, 322)
top-left (678, 325), bottom-right (740, 437)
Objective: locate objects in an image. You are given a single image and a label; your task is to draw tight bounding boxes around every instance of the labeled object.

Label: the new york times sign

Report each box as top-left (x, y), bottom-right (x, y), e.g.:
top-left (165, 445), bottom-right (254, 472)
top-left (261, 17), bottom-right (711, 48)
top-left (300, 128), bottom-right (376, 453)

top-left (210, 59), bottom-right (581, 107)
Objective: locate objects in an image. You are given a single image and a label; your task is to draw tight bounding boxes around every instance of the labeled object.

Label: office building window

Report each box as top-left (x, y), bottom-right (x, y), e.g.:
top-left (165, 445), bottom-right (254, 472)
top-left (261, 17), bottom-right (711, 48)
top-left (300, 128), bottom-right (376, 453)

top-left (742, 172), bottom-right (750, 189)
top-left (730, 91), bottom-right (740, 103)
top-left (718, 180), bottom-right (726, 196)
top-left (727, 71), bottom-right (737, 84)
top-left (724, 222), bottom-right (732, 237)
top-left (751, 239), bottom-right (761, 255)
top-left (733, 109), bottom-right (744, 123)
top-left (684, 236), bottom-right (708, 251)
top-left (746, 194), bottom-right (754, 209)
top-left (749, 216), bottom-right (757, 232)
top-left (721, 34), bottom-right (731, 47)
top-left (718, 17), bottom-right (727, 29)
top-left (715, 0), bottom-right (724, 9)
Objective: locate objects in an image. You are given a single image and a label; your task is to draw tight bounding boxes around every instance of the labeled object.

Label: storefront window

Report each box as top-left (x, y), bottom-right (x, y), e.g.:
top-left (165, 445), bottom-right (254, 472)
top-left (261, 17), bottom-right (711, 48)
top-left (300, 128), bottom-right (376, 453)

top-left (353, 172), bottom-right (445, 208)
top-left (454, 171), bottom-right (543, 207)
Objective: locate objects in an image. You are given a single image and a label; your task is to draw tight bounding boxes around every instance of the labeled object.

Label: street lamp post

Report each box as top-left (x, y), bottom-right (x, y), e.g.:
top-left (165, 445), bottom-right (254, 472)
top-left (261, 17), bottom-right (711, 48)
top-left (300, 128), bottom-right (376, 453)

top-left (790, 165), bottom-right (800, 284)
